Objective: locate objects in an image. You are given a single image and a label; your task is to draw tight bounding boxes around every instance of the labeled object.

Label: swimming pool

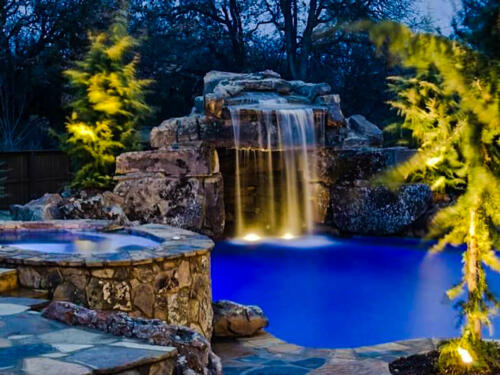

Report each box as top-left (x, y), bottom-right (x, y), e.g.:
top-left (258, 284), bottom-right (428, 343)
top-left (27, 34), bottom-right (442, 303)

top-left (211, 236), bottom-right (500, 348)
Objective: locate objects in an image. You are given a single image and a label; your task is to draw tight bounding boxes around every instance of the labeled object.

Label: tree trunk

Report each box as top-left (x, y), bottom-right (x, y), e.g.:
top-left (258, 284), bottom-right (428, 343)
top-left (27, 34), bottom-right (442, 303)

top-left (228, 0), bottom-right (246, 67)
top-left (466, 208), bottom-right (482, 340)
top-left (280, 0), bottom-right (299, 78)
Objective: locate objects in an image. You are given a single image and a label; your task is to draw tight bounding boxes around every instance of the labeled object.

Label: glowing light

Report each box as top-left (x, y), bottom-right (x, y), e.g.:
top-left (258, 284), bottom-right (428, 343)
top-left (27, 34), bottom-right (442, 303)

top-left (281, 233), bottom-right (295, 240)
top-left (242, 233), bottom-right (261, 242)
top-left (457, 347), bottom-right (473, 364)
top-left (426, 156), bottom-right (442, 167)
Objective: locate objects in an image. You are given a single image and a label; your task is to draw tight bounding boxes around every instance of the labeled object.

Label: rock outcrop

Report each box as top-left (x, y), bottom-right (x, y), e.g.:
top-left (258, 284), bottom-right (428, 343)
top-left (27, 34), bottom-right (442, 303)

top-left (114, 142), bottom-right (225, 237)
top-left (330, 183), bottom-right (432, 235)
top-left (43, 301), bottom-right (222, 375)
top-left (212, 300), bottom-right (269, 338)
top-left (343, 114), bottom-right (384, 147)
top-left (10, 193), bottom-right (62, 221)
top-left (150, 70), bottom-right (348, 149)
top-left (59, 190), bottom-right (128, 224)
top-left (9, 70), bottom-right (433, 238)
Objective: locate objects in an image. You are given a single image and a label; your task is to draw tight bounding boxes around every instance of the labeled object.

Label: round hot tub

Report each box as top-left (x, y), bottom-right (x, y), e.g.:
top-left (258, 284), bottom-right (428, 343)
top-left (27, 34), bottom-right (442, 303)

top-left (0, 220), bottom-right (214, 338)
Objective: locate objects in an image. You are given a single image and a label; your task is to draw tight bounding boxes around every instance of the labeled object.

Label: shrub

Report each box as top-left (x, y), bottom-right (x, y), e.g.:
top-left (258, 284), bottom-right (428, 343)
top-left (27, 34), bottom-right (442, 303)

top-left (62, 8), bottom-right (152, 189)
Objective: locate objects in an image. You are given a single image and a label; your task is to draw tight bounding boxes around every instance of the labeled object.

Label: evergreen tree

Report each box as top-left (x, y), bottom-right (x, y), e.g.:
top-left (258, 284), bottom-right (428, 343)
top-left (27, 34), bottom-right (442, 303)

top-left (367, 21), bottom-right (500, 372)
top-left (453, 0), bottom-right (500, 59)
top-left (63, 8), bottom-right (152, 189)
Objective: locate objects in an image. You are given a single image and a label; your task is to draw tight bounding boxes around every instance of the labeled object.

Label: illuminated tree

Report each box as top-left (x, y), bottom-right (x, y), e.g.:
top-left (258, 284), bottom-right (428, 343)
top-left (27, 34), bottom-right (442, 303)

top-left (367, 22), bottom-right (499, 372)
top-left (63, 8), bottom-right (152, 189)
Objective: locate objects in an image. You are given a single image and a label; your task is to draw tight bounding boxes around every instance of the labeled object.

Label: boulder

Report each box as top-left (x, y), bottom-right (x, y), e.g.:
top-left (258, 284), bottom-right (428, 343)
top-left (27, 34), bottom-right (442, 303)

top-left (10, 193), bottom-right (63, 221)
top-left (59, 191), bottom-right (128, 224)
top-left (330, 183), bottom-right (432, 235)
top-left (150, 115), bottom-right (206, 148)
top-left (315, 148), bottom-right (389, 184)
top-left (42, 301), bottom-right (222, 375)
top-left (114, 173), bottom-right (225, 237)
top-left (203, 70), bottom-right (281, 95)
top-left (288, 80), bottom-right (331, 101)
top-left (314, 94), bottom-right (345, 127)
top-left (116, 143), bottom-right (219, 177)
top-left (343, 115), bottom-right (383, 147)
top-left (212, 300), bottom-right (268, 337)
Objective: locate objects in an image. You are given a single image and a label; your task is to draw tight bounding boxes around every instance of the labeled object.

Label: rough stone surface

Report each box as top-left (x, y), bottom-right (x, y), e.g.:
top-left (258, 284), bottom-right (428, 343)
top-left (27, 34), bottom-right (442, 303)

top-left (343, 115), bottom-right (383, 147)
top-left (114, 173), bottom-right (225, 237)
top-left (116, 143), bottom-right (219, 177)
top-left (0, 221), bottom-right (215, 339)
top-left (43, 301), bottom-right (222, 375)
top-left (203, 70), bottom-right (281, 95)
top-left (213, 300), bottom-right (269, 338)
top-left (213, 332), bottom-right (465, 375)
top-left (288, 80), bottom-right (332, 101)
top-left (316, 148), bottom-right (389, 185)
top-left (13, 252), bottom-right (213, 339)
top-left (59, 190), bottom-right (129, 224)
top-left (10, 193), bottom-right (63, 221)
top-left (149, 70), bottom-right (338, 149)
top-left (0, 297), bottom-right (177, 375)
top-left (150, 115), bottom-right (206, 148)
top-left (330, 183), bottom-right (432, 235)
top-left (314, 94), bottom-right (345, 127)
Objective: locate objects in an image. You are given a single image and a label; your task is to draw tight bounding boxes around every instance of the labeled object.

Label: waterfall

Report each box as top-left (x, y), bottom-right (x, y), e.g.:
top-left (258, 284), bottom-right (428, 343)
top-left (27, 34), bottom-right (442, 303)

top-left (230, 105), bottom-right (323, 238)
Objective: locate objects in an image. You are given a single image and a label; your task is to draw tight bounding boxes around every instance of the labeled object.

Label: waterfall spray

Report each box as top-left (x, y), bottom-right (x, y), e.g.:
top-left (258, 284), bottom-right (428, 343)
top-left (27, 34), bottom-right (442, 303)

top-left (230, 104), bottom-right (323, 238)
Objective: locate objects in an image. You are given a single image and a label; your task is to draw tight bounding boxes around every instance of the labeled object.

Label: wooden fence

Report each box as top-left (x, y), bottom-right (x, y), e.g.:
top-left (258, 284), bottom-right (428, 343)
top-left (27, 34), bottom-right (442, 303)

top-left (0, 150), bottom-right (70, 210)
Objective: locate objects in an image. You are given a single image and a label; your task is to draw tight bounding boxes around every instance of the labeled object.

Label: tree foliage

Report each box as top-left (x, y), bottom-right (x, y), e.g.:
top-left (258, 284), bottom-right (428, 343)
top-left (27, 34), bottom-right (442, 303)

top-left (453, 0), bottom-right (500, 59)
top-left (0, 0), bottom-right (117, 151)
top-left (367, 21), bottom-right (500, 372)
top-left (63, 8), bottom-right (152, 189)
top-left (0, 0), bottom-right (429, 148)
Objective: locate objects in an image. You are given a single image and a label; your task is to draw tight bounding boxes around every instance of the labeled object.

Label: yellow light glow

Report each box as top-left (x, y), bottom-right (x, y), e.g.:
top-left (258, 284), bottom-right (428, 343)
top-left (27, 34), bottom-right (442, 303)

top-left (426, 156), bottom-right (442, 167)
top-left (457, 347), bottom-right (473, 364)
top-left (242, 233), bottom-right (261, 242)
top-left (281, 233), bottom-right (295, 240)
top-left (72, 123), bottom-right (96, 140)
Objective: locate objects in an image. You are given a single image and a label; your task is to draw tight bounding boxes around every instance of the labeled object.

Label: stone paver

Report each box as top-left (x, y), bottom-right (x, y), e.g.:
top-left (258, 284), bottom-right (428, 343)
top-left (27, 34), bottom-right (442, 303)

top-left (213, 332), bottom-right (444, 375)
top-left (0, 297), bottom-right (177, 374)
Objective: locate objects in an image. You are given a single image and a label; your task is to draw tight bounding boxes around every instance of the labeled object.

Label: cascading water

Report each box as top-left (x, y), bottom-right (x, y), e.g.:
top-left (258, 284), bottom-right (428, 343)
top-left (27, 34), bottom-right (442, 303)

top-left (230, 102), bottom-right (324, 238)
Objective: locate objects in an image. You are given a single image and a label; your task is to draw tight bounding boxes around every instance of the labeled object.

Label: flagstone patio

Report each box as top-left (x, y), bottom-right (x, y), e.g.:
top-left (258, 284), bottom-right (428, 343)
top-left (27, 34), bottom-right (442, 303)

top-left (0, 297), bottom-right (177, 374)
top-left (213, 332), bottom-right (441, 375)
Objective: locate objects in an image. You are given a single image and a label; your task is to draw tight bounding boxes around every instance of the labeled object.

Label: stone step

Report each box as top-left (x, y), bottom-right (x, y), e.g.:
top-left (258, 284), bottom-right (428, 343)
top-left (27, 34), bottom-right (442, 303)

top-left (0, 268), bottom-right (18, 292)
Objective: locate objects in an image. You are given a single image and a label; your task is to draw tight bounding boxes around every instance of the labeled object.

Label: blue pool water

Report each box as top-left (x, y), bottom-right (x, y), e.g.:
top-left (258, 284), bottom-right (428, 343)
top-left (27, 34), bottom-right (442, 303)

top-left (211, 236), bottom-right (500, 348)
top-left (0, 230), bottom-right (161, 254)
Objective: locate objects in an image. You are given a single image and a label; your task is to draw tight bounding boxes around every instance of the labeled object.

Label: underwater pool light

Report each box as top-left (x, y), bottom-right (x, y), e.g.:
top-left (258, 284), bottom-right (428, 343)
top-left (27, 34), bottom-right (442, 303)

top-left (242, 233), bottom-right (262, 242)
top-left (281, 233), bottom-right (295, 240)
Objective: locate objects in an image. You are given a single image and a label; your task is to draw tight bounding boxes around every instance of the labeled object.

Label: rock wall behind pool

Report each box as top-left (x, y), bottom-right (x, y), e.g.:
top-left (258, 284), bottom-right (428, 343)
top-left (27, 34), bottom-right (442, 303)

top-left (10, 70), bottom-right (433, 237)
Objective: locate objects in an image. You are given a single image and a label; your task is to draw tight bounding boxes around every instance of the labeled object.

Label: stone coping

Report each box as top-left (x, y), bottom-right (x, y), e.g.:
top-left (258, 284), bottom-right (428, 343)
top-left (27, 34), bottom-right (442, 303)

top-left (0, 220), bottom-right (214, 268)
